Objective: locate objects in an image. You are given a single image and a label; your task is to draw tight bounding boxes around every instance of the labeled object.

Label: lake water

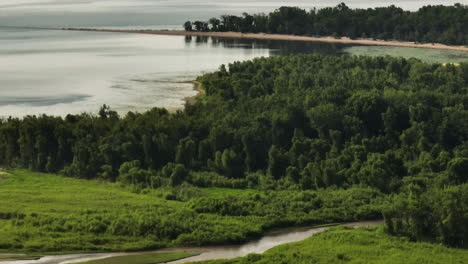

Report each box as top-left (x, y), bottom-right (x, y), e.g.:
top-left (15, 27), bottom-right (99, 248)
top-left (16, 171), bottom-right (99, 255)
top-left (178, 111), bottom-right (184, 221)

top-left (0, 0), bottom-right (465, 117)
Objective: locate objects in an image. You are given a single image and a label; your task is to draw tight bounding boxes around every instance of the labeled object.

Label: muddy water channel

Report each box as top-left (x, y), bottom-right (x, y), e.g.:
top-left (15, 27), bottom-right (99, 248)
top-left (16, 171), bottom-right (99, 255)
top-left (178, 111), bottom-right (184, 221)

top-left (1, 220), bottom-right (382, 264)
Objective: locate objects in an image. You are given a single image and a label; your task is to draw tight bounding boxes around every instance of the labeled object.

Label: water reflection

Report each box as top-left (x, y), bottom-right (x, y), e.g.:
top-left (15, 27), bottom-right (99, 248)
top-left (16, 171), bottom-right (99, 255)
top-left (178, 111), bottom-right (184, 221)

top-left (183, 35), bottom-right (352, 56)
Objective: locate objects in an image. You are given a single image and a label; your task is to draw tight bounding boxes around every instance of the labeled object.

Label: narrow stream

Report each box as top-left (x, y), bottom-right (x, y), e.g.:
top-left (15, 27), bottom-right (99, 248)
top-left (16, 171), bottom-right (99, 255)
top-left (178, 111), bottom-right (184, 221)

top-left (1, 220), bottom-right (382, 264)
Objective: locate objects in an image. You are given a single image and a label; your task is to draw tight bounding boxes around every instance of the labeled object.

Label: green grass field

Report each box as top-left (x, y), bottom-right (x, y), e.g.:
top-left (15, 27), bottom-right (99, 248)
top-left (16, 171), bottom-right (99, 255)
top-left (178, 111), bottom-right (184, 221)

top-left (0, 170), bottom-right (265, 254)
top-left (0, 170), bottom-right (267, 253)
top-left (0, 170), bottom-right (387, 254)
top-left (77, 252), bottom-right (196, 264)
top-left (201, 188), bottom-right (259, 197)
top-left (344, 46), bottom-right (468, 64)
top-left (0, 169), bottom-right (181, 253)
top-left (0, 169), bottom-right (182, 216)
top-left (196, 227), bottom-right (468, 264)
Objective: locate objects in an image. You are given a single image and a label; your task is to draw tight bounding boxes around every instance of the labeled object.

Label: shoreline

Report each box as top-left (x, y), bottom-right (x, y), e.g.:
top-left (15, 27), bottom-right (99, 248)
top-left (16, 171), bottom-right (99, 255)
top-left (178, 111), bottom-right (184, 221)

top-left (184, 80), bottom-right (205, 106)
top-left (64, 28), bottom-right (468, 52)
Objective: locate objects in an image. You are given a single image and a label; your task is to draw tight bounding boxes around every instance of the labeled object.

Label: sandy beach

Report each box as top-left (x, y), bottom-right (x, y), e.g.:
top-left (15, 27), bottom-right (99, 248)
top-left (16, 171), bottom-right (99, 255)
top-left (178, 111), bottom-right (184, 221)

top-left (65, 28), bottom-right (468, 52)
top-left (184, 81), bottom-right (205, 106)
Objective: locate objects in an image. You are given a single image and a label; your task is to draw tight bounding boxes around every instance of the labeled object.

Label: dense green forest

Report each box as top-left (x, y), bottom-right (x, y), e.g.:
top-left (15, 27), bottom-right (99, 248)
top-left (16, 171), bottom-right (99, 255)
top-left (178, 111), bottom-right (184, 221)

top-left (1, 54), bottom-right (468, 249)
top-left (184, 3), bottom-right (468, 45)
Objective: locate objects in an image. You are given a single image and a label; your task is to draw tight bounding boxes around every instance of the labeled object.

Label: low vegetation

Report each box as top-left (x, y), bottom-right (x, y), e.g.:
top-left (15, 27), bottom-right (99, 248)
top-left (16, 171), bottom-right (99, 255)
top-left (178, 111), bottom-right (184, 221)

top-left (0, 170), bottom-right (383, 253)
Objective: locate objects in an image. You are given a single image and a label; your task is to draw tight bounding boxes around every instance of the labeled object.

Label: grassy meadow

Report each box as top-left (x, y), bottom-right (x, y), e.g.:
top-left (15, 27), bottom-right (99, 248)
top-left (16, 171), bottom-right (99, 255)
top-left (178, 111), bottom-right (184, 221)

top-left (0, 169), bottom-right (269, 253)
top-left (344, 45), bottom-right (468, 64)
top-left (0, 169), bottom-right (183, 253)
top-left (0, 170), bottom-right (384, 254)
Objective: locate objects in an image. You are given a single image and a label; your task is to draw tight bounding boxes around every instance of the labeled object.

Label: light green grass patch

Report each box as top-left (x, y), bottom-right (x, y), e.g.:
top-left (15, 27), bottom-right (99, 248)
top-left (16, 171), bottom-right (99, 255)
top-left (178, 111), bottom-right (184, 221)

top-left (0, 170), bottom-right (269, 254)
top-left (203, 188), bottom-right (260, 197)
top-left (345, 46), bottom-right (468, 64)
top-left (0, 169), bottom-right (182, 216)
top-left (0, 169), bottom-right (184, 253)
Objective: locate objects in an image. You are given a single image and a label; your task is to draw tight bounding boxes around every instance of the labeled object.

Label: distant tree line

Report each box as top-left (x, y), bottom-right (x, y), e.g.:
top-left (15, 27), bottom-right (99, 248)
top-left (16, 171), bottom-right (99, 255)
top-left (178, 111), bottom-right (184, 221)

top-left (184, 3), bottom-right (468, 45)
top-left (1, 54), bottom-right (467, 247)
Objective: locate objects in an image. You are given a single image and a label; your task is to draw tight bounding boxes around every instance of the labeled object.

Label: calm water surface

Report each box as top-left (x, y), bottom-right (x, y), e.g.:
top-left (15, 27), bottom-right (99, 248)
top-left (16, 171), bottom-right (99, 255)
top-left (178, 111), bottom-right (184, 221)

top-left (0, 28), bottom-right (350, 117)
top-left (0, 28), bottom-right (272, 116)
top-left (0, 1), bottom-right (465, 117)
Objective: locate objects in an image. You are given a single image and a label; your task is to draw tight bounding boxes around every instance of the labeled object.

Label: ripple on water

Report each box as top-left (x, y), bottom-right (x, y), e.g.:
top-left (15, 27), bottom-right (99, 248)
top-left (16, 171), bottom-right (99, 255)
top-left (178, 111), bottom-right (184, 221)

top-left (0, 95), bottom-right (91, 107)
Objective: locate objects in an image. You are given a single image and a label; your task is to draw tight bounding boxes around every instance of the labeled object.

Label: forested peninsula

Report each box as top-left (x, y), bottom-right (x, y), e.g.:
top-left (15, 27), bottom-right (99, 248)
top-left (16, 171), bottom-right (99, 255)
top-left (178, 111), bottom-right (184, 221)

top-left (0, 54), bottom-right (467, 254)
top-left (64, 4), bottom-right (468, 52)
top-left (184, 3), bottom-right (468, 46)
